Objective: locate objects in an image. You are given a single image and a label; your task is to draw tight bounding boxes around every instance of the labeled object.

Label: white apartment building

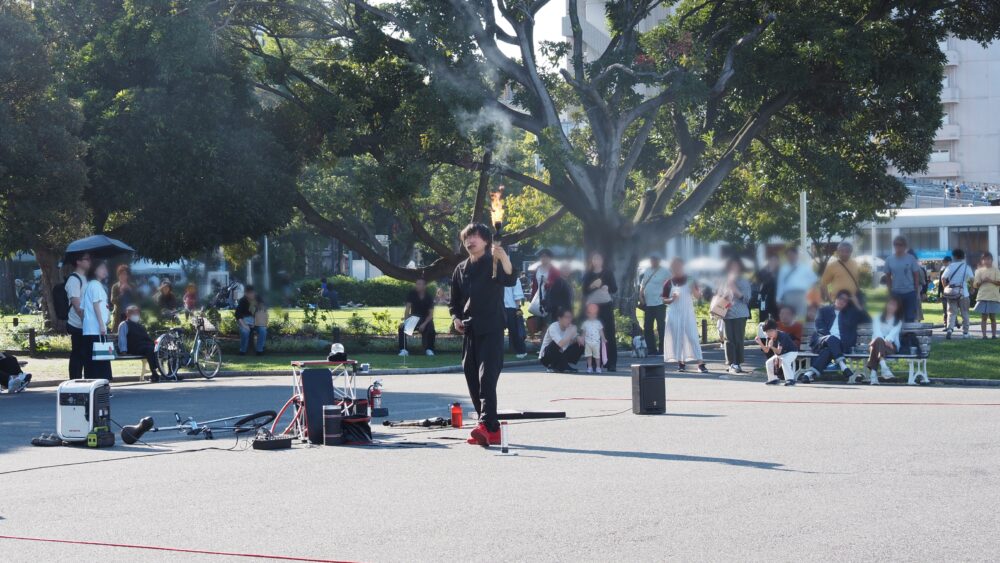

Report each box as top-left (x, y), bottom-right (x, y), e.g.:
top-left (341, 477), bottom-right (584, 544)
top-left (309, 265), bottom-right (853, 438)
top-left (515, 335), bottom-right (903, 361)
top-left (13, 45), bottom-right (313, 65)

top-left (922, 37), bottom-right (1000, 182)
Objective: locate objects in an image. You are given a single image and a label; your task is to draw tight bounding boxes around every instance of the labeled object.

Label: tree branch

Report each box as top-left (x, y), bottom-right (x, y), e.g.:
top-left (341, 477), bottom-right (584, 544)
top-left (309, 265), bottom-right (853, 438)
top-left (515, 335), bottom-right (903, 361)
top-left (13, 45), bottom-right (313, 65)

top-left (504, 206), bottom-right (569, 244)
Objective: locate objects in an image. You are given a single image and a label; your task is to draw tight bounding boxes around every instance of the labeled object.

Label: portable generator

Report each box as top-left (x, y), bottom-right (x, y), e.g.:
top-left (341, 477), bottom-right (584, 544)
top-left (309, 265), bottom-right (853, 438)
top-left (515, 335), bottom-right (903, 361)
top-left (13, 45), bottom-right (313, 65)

top-left (57, 379), bottom-right (111, 443)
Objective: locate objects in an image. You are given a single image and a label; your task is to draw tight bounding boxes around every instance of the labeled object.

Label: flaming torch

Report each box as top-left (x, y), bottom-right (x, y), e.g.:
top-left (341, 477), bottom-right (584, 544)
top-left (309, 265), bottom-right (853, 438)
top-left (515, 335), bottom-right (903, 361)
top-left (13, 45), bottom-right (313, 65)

top-left (490, 185), bottom-right (505, 278)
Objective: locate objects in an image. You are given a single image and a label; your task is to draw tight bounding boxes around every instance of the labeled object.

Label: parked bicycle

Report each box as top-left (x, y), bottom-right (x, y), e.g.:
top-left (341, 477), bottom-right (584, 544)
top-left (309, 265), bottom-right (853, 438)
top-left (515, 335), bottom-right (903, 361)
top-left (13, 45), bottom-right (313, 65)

top-left (154, 312), bottom-right (223, 380)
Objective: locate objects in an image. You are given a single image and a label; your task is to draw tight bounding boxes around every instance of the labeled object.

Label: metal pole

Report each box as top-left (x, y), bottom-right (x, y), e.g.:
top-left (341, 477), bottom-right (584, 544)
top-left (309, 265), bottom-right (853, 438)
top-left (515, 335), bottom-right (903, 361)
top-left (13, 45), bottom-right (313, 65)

top-left (871, 222), bottom-right (878, 289)
top-left (263, 235), bottom-right (271, 292)
top-left (799, 190), bottom-right (808, 259)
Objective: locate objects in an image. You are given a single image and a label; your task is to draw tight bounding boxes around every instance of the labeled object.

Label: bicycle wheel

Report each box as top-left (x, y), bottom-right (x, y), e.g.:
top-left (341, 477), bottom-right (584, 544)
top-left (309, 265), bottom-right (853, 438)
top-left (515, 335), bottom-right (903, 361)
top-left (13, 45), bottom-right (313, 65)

top-left (156, 339), bottom-right (180, 381)
top-left (233, 410), bottom-right (277, 434)
top-left (196, 337), bottom-right (222, 379)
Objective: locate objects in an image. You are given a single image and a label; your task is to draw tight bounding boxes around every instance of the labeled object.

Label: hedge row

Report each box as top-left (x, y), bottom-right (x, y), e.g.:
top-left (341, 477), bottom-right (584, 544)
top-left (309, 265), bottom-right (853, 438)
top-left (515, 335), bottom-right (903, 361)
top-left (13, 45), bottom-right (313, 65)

top-left (298, 276), bottom-right (437, 307)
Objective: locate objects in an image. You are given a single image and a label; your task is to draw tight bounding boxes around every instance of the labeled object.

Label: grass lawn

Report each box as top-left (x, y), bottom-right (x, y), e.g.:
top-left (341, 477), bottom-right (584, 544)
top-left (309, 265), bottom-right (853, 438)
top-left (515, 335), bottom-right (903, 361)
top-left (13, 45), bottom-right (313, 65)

top-left (864, 288), bottom-right (945, 326)
top-left (926, 337), bottom-right (1000, 379)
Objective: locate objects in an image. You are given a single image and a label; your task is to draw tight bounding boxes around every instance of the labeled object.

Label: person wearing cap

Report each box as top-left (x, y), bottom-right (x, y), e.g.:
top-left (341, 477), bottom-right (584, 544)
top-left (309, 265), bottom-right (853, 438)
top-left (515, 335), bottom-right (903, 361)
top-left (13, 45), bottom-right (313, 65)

top-left (153, 279), bottom-right (178, 312)
top-left (638, 253), bottom-right (670, 355)
top-left (883, 236), bottom-right (923, 322)
top-left (117, 305), bottom-right (164, 382)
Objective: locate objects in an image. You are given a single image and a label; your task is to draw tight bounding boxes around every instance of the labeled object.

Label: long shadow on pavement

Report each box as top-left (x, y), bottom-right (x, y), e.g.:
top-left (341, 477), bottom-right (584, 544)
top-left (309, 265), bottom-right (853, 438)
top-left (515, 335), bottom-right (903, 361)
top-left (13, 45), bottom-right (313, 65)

top-left (509, 443), bottom-right (814, 473)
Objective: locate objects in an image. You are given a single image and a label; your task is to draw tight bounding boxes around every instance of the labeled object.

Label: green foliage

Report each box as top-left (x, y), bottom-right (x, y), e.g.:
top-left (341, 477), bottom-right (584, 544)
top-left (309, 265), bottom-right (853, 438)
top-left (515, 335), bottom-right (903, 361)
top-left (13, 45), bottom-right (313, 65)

top-left (299, 276), bottom-right (434, 307)
top-left (369, 309), bottom-right (396, 336)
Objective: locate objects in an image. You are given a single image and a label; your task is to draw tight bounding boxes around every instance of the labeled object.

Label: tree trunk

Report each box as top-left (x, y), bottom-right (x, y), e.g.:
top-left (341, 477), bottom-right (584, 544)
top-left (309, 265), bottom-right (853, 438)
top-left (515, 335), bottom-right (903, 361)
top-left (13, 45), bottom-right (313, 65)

top-left (582, 227), bottom-right (644, 338)
top-left (33, 246), bottom-right (63, 332)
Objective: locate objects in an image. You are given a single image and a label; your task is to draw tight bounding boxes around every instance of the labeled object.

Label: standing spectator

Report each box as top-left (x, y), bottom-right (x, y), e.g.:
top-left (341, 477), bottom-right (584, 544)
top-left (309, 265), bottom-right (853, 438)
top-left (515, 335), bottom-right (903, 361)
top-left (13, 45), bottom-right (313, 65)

top-left (154, 280), bottom-right (178, 313)
top-left (719, 258), bottom-right (752, 375)
top-left (529, 248), bottom-right (555, 322)
top-left (761, 319), bottom-right (800, 386)
top-left (972, 251), bottom-right (1000, 339)
top-left (542, 264), bottom-right (574, 325)
top-left (864, 296), bottom-right (903, 384)
top-left (941, 248), bottom-right (972, 338)
top-left (661, 258), bottom-right (708, 373)
top-left (581, 252), bottom-right (618, 371)
top-left (776, 247), bottom-right (817, 319)
top-left (803, 290), bottom-right (870, 383)
top-left (883, 236), bottom-right (922, 322)
top-left (182, 283), bottom-right (199, 314)
top-left (539, 309), bottom-right (584, 373)
top-left (397, 278), bottom-right (436, 356)
top-left (235, 285), bottom-right (267, 356)
top-left (64, 252), bottom-right (91, 380)
top-left (580, 303), bottom-right (607, 373)
top-left (638, 253), bottom-right (670, 355)
top-left (938, 256), bottom-right (954, 321)
top-left (319, 277), bottom-right (340, 309)
top-left (109, 264), bottom-right (135, 324)
top-left (116, 305), bottom-right (164, 382)
top-left (503, 279), bottom-right (527, 358)
top-left (755, 254), bottom-right (780, 322)
top-left (82, 260), bottom-right (113, 380)
top-left (907, 248), bottom-right (928, 321)
top-left (820, 242), bottom-right (863, 307)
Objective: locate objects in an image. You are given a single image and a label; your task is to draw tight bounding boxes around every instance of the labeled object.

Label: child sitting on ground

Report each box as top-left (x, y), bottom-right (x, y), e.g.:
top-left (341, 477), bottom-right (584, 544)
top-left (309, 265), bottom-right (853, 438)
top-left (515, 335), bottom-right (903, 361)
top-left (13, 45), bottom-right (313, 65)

top-left (580, 303), bottom-right (606, 373)
top-left (761, 319), bottom-right (800, 386)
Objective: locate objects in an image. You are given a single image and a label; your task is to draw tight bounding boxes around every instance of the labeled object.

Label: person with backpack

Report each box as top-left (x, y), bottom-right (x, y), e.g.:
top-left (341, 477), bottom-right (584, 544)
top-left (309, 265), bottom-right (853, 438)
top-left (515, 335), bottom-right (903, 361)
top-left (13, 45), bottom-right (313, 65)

top-left (58, 252), bottom-right (91, 380)
top-left (942, 248), bottom-right (972, 339)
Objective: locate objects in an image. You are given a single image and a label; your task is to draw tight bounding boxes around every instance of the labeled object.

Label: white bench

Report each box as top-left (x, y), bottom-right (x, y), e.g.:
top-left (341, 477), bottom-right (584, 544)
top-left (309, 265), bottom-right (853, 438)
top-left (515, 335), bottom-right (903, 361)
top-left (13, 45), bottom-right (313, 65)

top-left (793, 322), bottom-right (933, 384)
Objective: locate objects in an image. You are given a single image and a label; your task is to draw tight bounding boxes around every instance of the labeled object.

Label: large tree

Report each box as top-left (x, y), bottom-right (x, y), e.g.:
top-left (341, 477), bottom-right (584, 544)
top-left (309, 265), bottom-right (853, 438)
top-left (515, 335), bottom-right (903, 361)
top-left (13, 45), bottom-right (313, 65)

top-left (33, 0), bottom-right (296, 262)
top-left (0, 5), bottom-right (89, 322)
top-left (226, 0), bottom-right (1000, 296)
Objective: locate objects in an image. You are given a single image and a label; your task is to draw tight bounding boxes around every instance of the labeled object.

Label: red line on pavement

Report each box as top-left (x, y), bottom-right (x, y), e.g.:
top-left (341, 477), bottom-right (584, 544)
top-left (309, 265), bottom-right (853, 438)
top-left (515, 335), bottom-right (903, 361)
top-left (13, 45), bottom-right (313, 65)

top-left (549, 397), bottom-right (1000, 406)
top-left (0, 535), bottom-right (357, 562)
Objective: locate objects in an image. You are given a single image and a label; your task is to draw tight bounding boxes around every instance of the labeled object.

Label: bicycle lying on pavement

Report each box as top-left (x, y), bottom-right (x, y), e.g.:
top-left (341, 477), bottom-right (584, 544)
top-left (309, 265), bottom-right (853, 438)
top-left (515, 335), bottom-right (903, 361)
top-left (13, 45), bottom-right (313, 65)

top-left (121, 410), bottom-right (277, 443)
top-left (154, 312), bottom-right (223, 380)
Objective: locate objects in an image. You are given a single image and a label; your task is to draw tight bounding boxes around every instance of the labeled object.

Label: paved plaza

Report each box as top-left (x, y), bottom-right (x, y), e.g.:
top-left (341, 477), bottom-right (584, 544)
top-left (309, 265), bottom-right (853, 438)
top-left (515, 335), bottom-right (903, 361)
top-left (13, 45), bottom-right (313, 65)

top-left (1, 366), bottom-right (999, 562)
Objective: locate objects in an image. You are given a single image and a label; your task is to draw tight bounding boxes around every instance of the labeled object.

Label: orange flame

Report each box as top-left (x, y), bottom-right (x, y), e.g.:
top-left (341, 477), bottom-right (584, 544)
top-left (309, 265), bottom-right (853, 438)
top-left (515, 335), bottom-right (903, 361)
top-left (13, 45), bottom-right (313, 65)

top-left (489, 185), bottom-right (505, 226)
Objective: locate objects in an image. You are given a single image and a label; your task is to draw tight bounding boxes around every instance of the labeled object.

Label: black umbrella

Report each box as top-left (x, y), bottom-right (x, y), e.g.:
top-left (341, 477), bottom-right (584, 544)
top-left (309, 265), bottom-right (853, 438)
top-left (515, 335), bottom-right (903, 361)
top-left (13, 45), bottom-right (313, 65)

top-left (63, 235), bottom-right (135, 263)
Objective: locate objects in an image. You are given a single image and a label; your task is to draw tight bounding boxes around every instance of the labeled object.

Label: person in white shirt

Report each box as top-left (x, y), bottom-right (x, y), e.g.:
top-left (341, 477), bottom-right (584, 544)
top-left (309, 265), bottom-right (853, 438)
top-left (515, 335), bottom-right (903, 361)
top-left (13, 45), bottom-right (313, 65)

top-left (776, 247), bottom-right (817, 319)
top-left (81, 260), bottom-right (113, 380)
top-left (64, 252), bottom-right (91, 380)
top-left (539, 309), bottom-right (584, 373)
top-left (941, 248), bottom-right (972, 338)
top-left (864, 296), bottom-right (903, 385)
top-left (503, 279), bottom-right (527, 358)
top-left (580, 303), bottom-right (606, 373)
top-left (638, 253), bottom-right (670, 355)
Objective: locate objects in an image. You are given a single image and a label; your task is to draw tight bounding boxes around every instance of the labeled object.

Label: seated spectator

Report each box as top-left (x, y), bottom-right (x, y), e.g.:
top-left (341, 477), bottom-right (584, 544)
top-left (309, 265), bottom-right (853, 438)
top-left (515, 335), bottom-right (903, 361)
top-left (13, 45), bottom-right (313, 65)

top-left (116, 305), bottom-right (165, 383)
top-left (0, 351), bottom-right (31, 393)
top-left (863, 297), bottom-right (903, 385)
top-left (320, 277), bottom-right (340, 309)
top-left (539, 309), bottom-right (584, 373)
top-left (761, 319), bottom-right (800, 386)
top-left (398, 278), bottom-right (436, 357)
top-left (235, 285), bottom-right (267, 356)
top-left (803, 290), bottom-right (870, 382)
top-left (754, 305), bottom-right (802, 380)
top-left (434, 286), bottom-right (449, 305)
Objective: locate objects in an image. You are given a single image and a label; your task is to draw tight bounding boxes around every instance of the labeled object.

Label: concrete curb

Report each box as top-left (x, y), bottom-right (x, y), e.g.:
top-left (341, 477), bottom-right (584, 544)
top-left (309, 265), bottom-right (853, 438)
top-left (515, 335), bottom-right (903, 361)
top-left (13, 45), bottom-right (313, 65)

top-left (23, 359), bottom-right (543, 389)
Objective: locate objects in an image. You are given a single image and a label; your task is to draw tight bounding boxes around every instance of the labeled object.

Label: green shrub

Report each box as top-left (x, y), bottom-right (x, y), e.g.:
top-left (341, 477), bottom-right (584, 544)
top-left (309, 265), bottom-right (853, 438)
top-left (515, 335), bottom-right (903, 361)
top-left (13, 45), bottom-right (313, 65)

top-left (370, 309), bottom-right (397, 335)
top-left (299, 276), bottom-right (437, 307)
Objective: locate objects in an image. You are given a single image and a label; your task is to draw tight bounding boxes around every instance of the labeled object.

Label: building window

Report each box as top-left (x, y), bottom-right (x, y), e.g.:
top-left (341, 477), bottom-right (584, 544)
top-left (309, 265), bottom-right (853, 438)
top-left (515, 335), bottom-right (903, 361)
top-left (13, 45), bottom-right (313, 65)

top-left (948, 227), bottom-right (989, 266)
top-left (900, 228), bottom-right (940, 255)
top-left (856, 228), bottom-right (894, 258)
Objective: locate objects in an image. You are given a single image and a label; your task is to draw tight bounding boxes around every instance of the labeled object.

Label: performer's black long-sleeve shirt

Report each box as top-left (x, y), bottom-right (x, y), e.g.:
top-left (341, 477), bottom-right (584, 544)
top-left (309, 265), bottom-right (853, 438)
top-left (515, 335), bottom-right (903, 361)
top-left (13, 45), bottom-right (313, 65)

top-left (449, 251), bottom-right (518, 335)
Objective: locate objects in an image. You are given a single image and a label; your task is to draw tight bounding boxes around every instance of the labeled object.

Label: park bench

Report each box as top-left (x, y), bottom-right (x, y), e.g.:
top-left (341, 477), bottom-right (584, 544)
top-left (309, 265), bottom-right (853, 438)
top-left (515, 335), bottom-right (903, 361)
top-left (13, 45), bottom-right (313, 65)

top-left (106, 332), bottom-right (153, 381)
top-left (792, 322), bottom-right (933, 385)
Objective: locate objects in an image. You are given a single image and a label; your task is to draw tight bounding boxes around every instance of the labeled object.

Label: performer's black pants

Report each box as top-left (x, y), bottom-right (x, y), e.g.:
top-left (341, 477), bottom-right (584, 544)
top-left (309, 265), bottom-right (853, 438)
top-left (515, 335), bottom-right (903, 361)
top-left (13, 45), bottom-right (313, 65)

top-left (540, 342), bottom-right (584, 372)
top-left (462, 328), bottom-right (504, 432)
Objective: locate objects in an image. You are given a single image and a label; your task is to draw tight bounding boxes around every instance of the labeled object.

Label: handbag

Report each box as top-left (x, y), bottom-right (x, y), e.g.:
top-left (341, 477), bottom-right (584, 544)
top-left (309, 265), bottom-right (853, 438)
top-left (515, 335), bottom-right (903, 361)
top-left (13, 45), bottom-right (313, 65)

top-left (837, 260), bottom-right (867, 307)
top-left (709, 294), bottom-right (731, 318)
top-left (586, 286), bottom-right (612, 305)
top-left (943, 263), bottom-right (968, 300)
top-left (527, 290), bottom-right (543, 316)
top-left (92, 336), bottom-right (116, 361)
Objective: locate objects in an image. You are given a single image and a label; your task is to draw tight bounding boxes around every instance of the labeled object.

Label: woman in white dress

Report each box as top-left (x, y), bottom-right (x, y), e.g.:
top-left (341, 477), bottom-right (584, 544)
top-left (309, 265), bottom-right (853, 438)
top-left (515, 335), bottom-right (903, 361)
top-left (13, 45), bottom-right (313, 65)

top-left (662, 258), bottom-right (708, 373)
top-left (82, 260), bottom-right (113, 380)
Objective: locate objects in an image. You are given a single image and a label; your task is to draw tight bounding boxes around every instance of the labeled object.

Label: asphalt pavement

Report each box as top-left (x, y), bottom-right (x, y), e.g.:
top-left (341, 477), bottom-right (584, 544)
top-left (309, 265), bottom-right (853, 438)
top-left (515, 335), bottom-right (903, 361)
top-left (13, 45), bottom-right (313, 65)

top-left (1, 363), bottom-right (999, 562)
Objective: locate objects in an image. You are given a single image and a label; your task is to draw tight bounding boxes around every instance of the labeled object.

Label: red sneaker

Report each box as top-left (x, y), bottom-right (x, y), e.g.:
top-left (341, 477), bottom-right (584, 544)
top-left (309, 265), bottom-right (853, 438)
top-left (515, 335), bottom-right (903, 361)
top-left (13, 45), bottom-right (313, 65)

top-left (486, 428), bottom-right (501, 445)
top-left (469, 423), bottom-right (490, 447)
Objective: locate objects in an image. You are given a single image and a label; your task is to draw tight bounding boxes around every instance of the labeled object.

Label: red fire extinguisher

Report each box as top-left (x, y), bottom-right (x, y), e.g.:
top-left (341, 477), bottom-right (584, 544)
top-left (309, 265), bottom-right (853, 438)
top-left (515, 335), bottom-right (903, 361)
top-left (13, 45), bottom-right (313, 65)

top-left (451, 402), bottom-right (463, 428)
top-left (368, 380), bottom-right (385, 416)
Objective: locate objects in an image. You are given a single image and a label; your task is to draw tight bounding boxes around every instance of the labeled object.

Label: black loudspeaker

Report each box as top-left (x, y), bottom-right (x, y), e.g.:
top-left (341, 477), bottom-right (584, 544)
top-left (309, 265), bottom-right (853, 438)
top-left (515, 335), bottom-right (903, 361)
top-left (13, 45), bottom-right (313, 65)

top-left (301, 369), bottom-right (336, 444)
top-left (631, 364), bottom-right (665, 414)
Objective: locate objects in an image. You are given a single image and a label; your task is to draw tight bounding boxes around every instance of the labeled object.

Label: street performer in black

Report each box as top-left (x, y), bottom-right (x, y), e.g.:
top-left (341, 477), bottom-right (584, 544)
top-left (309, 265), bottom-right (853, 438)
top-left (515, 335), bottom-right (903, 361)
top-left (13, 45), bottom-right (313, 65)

top-left (449, 223), bottom-right (517, 447)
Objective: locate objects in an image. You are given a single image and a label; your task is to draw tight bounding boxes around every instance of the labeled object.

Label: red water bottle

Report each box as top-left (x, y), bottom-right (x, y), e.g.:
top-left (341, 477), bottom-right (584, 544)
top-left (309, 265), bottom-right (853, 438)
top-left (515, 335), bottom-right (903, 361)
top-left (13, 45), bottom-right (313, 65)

top-left (450, 403), bottom-right (463, 428)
